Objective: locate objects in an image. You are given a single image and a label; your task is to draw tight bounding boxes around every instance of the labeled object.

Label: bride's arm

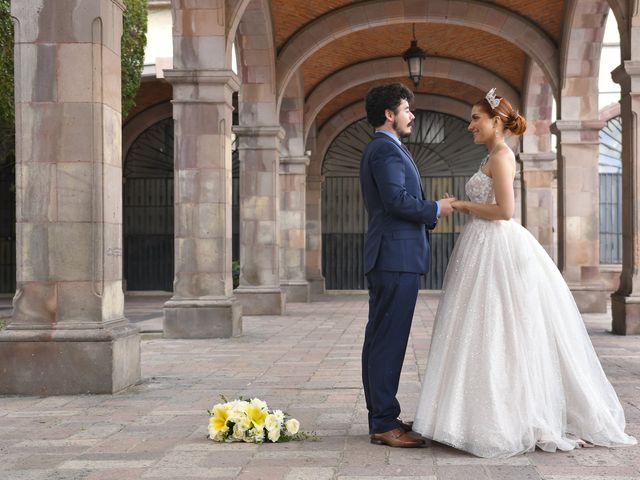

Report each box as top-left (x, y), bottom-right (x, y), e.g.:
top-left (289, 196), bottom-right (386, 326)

top-left (452, 150), bottom-right (516, 221)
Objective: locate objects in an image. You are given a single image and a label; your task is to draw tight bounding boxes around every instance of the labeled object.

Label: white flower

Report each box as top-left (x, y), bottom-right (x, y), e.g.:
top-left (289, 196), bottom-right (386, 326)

top-left (232, 423), bottom-right (246, 441)
top-left (267, 427), bottom-right (281, 442)
top-left (210, 430), bottom-right (226, 442)
top-left (285, 418), bottom-right (300, 435)
top-left (242, 427), bottom-right (264, 443)
top-left (265, 414), bottom-right (281, 430)
top-left (250, 398), bottom-right (268, 411)
top-left (273, 409), bottom-right (285, 424)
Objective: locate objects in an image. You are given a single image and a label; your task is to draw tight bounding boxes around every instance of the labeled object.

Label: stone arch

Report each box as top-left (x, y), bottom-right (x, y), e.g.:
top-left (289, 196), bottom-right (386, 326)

top-left (560, 0), bottom-right (610, 106)
top-left (280, 70), bottom-right (306, 158)
top-left (311, 94), bottom-right (471, 177)
top-left (123, 102), bottom-right (173, 161)
top-left (226, 0), bottom-right (253, 66)
top-left (606, 0), bottom-right (629, 60)
top-left (304, 56), bottom-right (520, 144)
top-left (522, 59), bottom-right (554, 154)
top-left (235, 0), bottom-right (278, 124)
top-left (276, 0), bottom-right (558, 108)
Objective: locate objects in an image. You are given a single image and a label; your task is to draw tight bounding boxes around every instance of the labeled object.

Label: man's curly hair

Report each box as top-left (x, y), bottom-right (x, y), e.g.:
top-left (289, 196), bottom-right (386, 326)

top-left (365, 83), bottom-right (414, 128)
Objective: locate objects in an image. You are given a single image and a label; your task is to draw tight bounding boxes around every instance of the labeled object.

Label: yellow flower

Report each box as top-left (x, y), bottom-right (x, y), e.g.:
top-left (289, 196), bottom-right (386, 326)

top-left (209, 404), bottom-right (231, 435)
top-left (246, 404), bottom-right (268, 429)
top-left (285, 418), bottom-right (300, 435)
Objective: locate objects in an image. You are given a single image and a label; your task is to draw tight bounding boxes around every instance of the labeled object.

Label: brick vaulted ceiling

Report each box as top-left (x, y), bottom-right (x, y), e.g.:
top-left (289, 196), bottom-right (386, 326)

top-left (269, 0), bottom-right (565, 129)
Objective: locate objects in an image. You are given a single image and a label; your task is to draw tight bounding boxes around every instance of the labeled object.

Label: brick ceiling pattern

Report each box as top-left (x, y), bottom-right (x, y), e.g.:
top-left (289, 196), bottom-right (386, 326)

top-left (272, 0), bottom-right (563, 50)
top-left (315, 77), bottom-right (484, 129)
top-left (269, 0), bottom-right (564, 127)
top-left (302, 23), bottom-right (526, 97)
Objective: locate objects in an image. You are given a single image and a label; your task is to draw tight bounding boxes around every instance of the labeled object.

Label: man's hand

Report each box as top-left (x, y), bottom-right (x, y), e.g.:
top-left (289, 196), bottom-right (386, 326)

top-left (438, 193), bottom-right (456, 218)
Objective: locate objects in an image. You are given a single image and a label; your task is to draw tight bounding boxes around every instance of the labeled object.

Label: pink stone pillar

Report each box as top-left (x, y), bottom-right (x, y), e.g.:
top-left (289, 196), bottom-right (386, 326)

top-left (306, 174), bottom-right (325, 295)
top-left (162, 70), bottom-right (241, 338)
top-left (233, 126), bottom-right (286, 315)
top-left (611, 61), bottom-right (640, 334)
top-left (280, 156), bottom-right (310, 302)
top-left (552, 120), bottom-right (607, 313)
top-left (0, 0), bottom-right (140, 394)
top-left (519, 152), bottom-right (557, 260)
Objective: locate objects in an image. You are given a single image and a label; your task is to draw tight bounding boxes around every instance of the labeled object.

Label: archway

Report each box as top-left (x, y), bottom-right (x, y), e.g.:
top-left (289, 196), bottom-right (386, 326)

top-left (123, 118), bottom-right (175, 291)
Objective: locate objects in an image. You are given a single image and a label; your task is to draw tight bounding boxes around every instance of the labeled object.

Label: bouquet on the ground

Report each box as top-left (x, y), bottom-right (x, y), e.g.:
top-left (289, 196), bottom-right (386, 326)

top-left (207, 396), bottom-right (315, 443)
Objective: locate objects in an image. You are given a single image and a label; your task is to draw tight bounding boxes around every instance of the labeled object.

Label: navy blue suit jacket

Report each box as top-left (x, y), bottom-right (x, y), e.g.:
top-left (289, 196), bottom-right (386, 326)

top-left (360, 132), bottom-right (438, 274)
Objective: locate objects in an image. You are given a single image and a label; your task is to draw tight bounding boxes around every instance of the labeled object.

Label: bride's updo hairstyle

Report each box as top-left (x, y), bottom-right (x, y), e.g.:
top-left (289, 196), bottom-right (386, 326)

top-left (475, 91), bottom-right (527, 136)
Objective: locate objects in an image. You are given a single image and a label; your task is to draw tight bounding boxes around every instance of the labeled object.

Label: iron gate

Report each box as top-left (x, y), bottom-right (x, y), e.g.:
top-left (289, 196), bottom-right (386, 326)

top-left (0, 132), bottom-right (15, 294)
top-left (321, 111), bottom-right (486, 290)
top-left (322, 176), bottom-right (472, 290)
top-left (0, 175), bottom-right (15, 294)
top-left (123, 117), bottom-right (175, 291)
top-left (599, 116), bottom-right (622, 265)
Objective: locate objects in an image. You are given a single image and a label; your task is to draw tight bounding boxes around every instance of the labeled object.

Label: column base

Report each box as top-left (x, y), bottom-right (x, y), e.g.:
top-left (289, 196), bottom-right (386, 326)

top-left (234, 286), bottom-right (285, 315)
top-left (281, 281), bottom-right (310, 303)
top-left (163, 297), bottom-right (242, 338)
top-left (611, 293), bottom-right (640, 335)
top-left (569, 284), bottom-right (608, 313)
top-left (308, 277), bottom-right (326, 296)
top-left (0, 322), bottom-right (141, 395)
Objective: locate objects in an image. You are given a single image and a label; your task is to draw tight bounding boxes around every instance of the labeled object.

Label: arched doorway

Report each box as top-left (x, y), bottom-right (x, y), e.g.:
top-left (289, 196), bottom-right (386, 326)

top-left (599, 115), bottom-right (622, 265)
top-left (123, 117), bottom-right (175, 291)
top-left (321, 109), bottom-right (486, 290)
top-left (0, 138), bottom-right (15, 294)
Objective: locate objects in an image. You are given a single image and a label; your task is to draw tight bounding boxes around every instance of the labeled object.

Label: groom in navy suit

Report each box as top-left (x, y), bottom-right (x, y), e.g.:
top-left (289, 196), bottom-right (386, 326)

top-left (360, 83), bottom-right (455, 448)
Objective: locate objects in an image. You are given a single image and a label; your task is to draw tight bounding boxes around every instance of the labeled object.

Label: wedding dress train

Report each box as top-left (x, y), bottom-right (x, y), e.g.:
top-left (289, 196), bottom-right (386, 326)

top-left (412, 163), bottom-right (637, 458)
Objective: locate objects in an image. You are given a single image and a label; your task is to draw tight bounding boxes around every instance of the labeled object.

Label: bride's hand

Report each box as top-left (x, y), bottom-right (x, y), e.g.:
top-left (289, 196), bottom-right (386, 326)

top-left (452, 200), bottom-right (470, 214)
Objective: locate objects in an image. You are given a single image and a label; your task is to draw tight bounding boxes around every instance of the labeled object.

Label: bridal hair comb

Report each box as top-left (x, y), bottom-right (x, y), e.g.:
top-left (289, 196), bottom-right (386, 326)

top-left (485, 88), bottom-right (500, 110)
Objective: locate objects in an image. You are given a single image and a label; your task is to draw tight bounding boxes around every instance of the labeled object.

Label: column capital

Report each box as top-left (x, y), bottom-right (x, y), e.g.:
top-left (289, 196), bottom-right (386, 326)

top-left (518, 152), bottom-right (557, 171)
top-left (551, 119), bottom-right (605, 133)
top-left (550, 120), bottom-right (604, 145)
top-left (164, 69), bottom-right (240, 105)
top-left (280, 156), bottom-right (310, 175)
top-left (517, 151), bottom-right (556, 162)
top-left (164, 69), bottom-right (240, 88)
top-left (232, 125), bottom-right (285, 139)
top-left (612, 61), bottom-right (640, 92)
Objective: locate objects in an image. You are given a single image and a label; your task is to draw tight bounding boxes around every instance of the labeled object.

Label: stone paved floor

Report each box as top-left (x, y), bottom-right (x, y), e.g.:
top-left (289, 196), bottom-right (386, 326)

top-left (1, 293), bottom-right (639, 480)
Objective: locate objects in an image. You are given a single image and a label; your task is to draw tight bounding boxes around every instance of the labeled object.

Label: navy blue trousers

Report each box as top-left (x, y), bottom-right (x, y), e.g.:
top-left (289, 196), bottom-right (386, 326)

top-left (362, 270), bottom-right (420, 434)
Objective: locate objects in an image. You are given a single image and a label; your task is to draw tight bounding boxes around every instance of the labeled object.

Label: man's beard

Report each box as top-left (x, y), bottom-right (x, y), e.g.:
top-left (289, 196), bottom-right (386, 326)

top-left (393, 120), bottom-right (412, 138)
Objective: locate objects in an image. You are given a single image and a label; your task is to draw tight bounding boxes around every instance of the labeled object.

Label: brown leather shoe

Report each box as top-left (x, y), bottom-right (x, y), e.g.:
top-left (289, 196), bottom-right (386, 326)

top-left (370, 428), bottom-right (426, 448)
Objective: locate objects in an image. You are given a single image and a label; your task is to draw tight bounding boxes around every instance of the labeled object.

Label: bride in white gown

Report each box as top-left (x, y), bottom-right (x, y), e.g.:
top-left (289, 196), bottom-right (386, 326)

top-left (412, 89), bottom-right (637, 458)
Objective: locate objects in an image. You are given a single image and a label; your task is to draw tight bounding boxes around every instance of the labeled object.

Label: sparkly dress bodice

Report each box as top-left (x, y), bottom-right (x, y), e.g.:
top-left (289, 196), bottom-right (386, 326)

top-left (465, 158), bottom-right (495, 205)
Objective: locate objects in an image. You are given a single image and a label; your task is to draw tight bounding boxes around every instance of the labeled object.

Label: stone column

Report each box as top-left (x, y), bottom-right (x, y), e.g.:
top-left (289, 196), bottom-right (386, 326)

top-left (611, 61), bottom-right (640, 334)
top-left (233, 126), bottom-right (286, 314)
top-left (0, 0), bottom-right (140, 394)
top-left (280, 156), bottom-right (310, 302)
top-left (519, 152), bottom-right (557, 260)
top-left (306, 174), bottom-right (326, 295)
top-left (162, 70), bottom-right (241, 338)
top-left (551, 120), bottom-right (607, 313)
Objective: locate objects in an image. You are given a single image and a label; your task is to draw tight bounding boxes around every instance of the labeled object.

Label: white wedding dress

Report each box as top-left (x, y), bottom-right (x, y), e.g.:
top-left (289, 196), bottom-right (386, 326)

top-left (412, 161), bottom-right (637, 458)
